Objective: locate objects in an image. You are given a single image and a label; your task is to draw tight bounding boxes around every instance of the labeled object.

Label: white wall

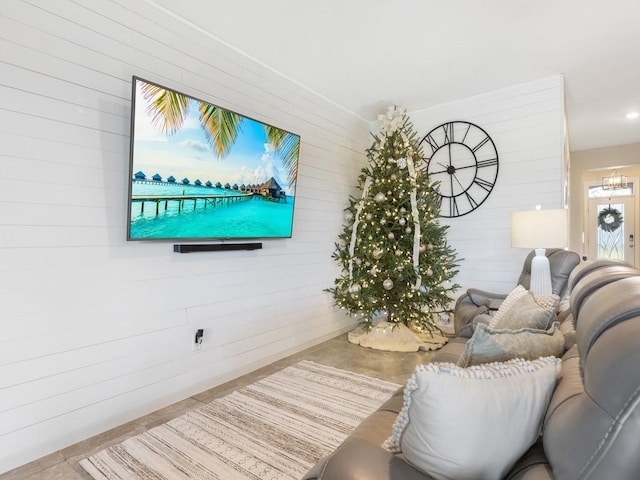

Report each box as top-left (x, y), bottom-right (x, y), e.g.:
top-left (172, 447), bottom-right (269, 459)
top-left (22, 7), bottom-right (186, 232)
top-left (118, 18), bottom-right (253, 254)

top-left (407, 76), bottom-right (567, 296)
top-left (0, 0), bottom-right (368, 472)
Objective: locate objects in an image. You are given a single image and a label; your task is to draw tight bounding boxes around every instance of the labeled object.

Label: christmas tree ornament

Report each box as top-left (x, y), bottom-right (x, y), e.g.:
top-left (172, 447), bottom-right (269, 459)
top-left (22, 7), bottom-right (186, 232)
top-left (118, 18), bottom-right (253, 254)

top-left (374, 192), bottom-right (386, 202)
top-left (372, 248), bottom-right (383, 259)
top-left (383, 279), bottom-right (394, 290)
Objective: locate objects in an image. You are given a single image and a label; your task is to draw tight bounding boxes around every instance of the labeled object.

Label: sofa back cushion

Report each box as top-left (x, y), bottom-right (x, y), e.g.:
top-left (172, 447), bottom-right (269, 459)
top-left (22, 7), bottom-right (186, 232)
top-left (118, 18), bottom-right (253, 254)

top-left (566, 258), bottom-right (626, 292)
top-left (569, 264), bottom-right (640, 322)
top-left (543, 276), bottom-right (640, 480)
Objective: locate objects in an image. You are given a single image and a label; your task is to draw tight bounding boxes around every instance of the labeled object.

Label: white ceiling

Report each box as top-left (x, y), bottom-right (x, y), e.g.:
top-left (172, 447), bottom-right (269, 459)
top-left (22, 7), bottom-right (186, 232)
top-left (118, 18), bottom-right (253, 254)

top-left (152, 0), bottom-right (639, 152)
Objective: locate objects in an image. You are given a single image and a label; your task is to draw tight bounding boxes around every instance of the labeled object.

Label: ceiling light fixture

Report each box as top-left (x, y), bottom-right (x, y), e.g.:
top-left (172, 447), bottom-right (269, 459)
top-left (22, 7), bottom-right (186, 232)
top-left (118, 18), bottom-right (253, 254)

top-left (602, 170), bottom-right (628, 190)
top-left (626, 112), bottom-right (639, 120)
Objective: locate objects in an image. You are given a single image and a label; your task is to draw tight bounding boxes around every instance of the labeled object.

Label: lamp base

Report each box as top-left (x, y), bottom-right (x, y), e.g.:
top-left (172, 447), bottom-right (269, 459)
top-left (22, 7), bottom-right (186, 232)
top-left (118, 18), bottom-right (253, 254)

top-left (530, 248), bottom-right (552, 295)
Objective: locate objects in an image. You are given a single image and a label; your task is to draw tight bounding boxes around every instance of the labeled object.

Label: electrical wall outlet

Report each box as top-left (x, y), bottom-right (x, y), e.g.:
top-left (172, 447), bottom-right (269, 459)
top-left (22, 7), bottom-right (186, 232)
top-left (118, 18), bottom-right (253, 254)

top-left (193, 328), bottom-right (204, 351)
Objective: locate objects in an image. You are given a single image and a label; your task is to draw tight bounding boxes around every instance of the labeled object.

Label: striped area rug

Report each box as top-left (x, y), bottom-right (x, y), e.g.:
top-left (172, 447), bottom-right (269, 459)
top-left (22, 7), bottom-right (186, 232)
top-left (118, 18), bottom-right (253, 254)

top-left (80, 361), bottom-right (400, 479)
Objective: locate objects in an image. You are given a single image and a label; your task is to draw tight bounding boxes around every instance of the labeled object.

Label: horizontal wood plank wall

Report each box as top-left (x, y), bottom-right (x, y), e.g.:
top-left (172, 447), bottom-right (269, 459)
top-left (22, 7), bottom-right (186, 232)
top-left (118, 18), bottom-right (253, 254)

top-left (0, 0), bottom-right (368, 472)
top-left (406, 76), bottom-right (566, 298)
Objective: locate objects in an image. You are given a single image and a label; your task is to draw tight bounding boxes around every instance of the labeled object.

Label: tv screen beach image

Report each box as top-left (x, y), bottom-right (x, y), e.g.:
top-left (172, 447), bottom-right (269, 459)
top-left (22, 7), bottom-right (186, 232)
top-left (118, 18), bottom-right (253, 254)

top-left (127, 77), bottom-right (300, 241)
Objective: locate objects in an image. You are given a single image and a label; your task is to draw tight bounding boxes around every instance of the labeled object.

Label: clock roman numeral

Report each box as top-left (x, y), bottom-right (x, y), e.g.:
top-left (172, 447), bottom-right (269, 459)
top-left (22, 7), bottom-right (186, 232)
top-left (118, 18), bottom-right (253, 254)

top-left (443, 122), bottom-right (454, 143)
top-left (473, 177), bottom-right (494, 192)
top-left (464, 191), bottom-right (479, 209)
top-left (423, 134), bottom-right (439, 153)
top-left (461, 123), bottom-right (472, 143)
top-left (449, 196), bottom-right (459, 217)
top-left (477, 158), bottom-right (498, 168)
top-left (471, 136), bottom-right (490, 153)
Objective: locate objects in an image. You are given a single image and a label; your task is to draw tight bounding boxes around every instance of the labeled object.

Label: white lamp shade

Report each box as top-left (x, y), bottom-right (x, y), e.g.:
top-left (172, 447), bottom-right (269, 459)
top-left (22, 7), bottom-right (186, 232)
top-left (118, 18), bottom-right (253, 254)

top-left (510, 209), bottom-right (568, 249)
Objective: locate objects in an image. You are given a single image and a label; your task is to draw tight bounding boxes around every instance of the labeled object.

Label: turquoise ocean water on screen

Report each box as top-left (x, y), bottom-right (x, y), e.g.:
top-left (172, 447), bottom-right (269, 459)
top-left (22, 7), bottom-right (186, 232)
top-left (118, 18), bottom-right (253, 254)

top-left (129, 183), bottom-right (295, 239)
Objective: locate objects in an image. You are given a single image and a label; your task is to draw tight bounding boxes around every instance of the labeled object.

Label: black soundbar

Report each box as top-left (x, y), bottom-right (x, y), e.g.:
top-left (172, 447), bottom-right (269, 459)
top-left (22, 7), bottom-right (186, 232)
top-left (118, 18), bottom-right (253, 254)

top-left (173, 242), bottom-right (263, 253)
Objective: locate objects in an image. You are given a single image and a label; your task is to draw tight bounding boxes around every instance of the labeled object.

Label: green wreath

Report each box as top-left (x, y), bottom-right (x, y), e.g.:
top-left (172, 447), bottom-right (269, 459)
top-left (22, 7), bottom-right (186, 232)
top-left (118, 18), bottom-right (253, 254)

top-left (598, 207), bottom-right (623, 232)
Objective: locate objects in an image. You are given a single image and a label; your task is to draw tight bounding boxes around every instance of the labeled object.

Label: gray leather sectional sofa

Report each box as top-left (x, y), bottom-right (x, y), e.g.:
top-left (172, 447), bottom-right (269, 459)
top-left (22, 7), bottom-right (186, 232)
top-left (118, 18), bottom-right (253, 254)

top-left (303, 259), bottom-right (640, 480)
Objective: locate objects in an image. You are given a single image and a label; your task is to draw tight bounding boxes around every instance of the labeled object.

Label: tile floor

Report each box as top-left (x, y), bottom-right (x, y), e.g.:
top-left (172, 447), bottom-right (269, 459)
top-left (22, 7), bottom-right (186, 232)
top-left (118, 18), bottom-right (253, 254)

top-left (1, 333), bottom-right (441, 480)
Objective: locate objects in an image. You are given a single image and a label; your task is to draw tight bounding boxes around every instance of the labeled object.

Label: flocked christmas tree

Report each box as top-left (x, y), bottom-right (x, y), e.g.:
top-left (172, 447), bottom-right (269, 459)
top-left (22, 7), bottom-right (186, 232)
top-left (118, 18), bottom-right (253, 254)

top-left (328, 106), bottom-right (459, 333)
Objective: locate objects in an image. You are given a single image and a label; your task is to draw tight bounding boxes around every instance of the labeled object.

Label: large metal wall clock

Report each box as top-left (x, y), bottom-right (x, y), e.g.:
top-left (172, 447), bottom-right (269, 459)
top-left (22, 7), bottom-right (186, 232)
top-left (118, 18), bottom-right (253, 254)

top-left (419, 121), bottom-right (499, 218)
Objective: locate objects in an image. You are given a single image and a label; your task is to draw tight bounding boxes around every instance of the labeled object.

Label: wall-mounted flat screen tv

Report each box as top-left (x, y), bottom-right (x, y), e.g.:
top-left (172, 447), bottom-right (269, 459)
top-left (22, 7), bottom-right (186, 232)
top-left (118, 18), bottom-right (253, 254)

top-left (127, 76), bottom-right (300, 241)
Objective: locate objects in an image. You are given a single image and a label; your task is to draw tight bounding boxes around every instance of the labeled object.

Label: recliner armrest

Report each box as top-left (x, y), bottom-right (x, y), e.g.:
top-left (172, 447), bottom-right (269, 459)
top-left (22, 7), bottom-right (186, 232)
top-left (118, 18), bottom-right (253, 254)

top-left (487, 298), bottom-right (504, 311)
top-left (303, 437), bottom-right (429, 480)
top-left (464, 288), bottom-right (508, 307)
top-left (454, 289), bottom-right (509, 335)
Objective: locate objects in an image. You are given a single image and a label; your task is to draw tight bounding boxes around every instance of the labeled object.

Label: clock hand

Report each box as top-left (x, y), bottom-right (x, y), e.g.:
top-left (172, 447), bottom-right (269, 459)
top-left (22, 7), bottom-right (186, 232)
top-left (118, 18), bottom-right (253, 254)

top-left (452, 172), bottom-right (465, 191)
top-left (428, 166), bottom-right (449, 175)
top-left (454, 163), bottom-right (478, 171)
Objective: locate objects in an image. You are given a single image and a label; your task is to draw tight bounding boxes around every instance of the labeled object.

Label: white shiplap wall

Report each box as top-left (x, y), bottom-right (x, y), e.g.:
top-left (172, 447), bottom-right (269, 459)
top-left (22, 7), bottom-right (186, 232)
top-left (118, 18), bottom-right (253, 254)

top-left (407, 76), bottom-right (567, 296)
top-left (0, 0), bottom-right (368, 472)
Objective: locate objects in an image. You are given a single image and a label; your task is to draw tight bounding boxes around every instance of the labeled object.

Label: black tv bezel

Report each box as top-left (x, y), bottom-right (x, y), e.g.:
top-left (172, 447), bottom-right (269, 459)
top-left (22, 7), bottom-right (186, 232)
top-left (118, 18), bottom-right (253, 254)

top-left (126, 76), bottom-right (300, 243)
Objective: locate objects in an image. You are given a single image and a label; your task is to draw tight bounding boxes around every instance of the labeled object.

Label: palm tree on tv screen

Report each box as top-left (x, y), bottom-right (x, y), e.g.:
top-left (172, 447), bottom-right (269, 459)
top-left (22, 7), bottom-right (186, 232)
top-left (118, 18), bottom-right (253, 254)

top-left (140, 82), bottom-right (299, 187)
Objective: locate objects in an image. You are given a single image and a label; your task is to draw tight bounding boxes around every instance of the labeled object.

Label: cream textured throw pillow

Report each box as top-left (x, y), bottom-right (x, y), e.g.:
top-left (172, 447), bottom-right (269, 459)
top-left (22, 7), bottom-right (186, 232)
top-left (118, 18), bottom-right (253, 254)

top-left (490, 293), bottom-right (558, 331)
top-left (489, 284), bottom-right (528, 327)
top-left (384, 357), bottom-right (560, 480)
top-left (532, 292), bottom-right (561, 311)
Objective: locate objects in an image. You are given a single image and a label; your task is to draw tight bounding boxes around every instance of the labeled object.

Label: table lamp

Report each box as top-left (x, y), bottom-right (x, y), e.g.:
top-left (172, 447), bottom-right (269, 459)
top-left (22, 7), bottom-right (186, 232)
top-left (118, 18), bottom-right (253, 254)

top-left (510, 207), bottom-right (568, 295)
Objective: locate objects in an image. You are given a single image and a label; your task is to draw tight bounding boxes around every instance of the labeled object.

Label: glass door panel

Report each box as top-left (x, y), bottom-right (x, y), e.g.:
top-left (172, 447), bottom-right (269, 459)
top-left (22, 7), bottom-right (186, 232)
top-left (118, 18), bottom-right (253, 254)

top-left (587, 197), bottom-right (635, 266)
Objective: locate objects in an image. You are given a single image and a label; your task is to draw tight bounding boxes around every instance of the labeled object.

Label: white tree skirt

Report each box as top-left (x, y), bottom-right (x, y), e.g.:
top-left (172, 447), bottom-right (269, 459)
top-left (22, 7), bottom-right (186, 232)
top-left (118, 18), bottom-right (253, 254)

top-left (348, 321), bottom-right (448, 352)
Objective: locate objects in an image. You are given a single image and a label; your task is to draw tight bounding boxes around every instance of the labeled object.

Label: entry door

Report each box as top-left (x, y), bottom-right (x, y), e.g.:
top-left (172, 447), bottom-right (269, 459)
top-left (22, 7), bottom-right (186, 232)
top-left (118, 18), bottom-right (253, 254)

top-left (587, 196), bottom-right (635, 266)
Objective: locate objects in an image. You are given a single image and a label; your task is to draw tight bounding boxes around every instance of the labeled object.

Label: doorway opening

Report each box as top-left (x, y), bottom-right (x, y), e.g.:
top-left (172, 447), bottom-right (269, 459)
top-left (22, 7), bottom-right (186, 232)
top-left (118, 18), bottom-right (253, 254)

top-left (584, 175), bottom-right (638, 267)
